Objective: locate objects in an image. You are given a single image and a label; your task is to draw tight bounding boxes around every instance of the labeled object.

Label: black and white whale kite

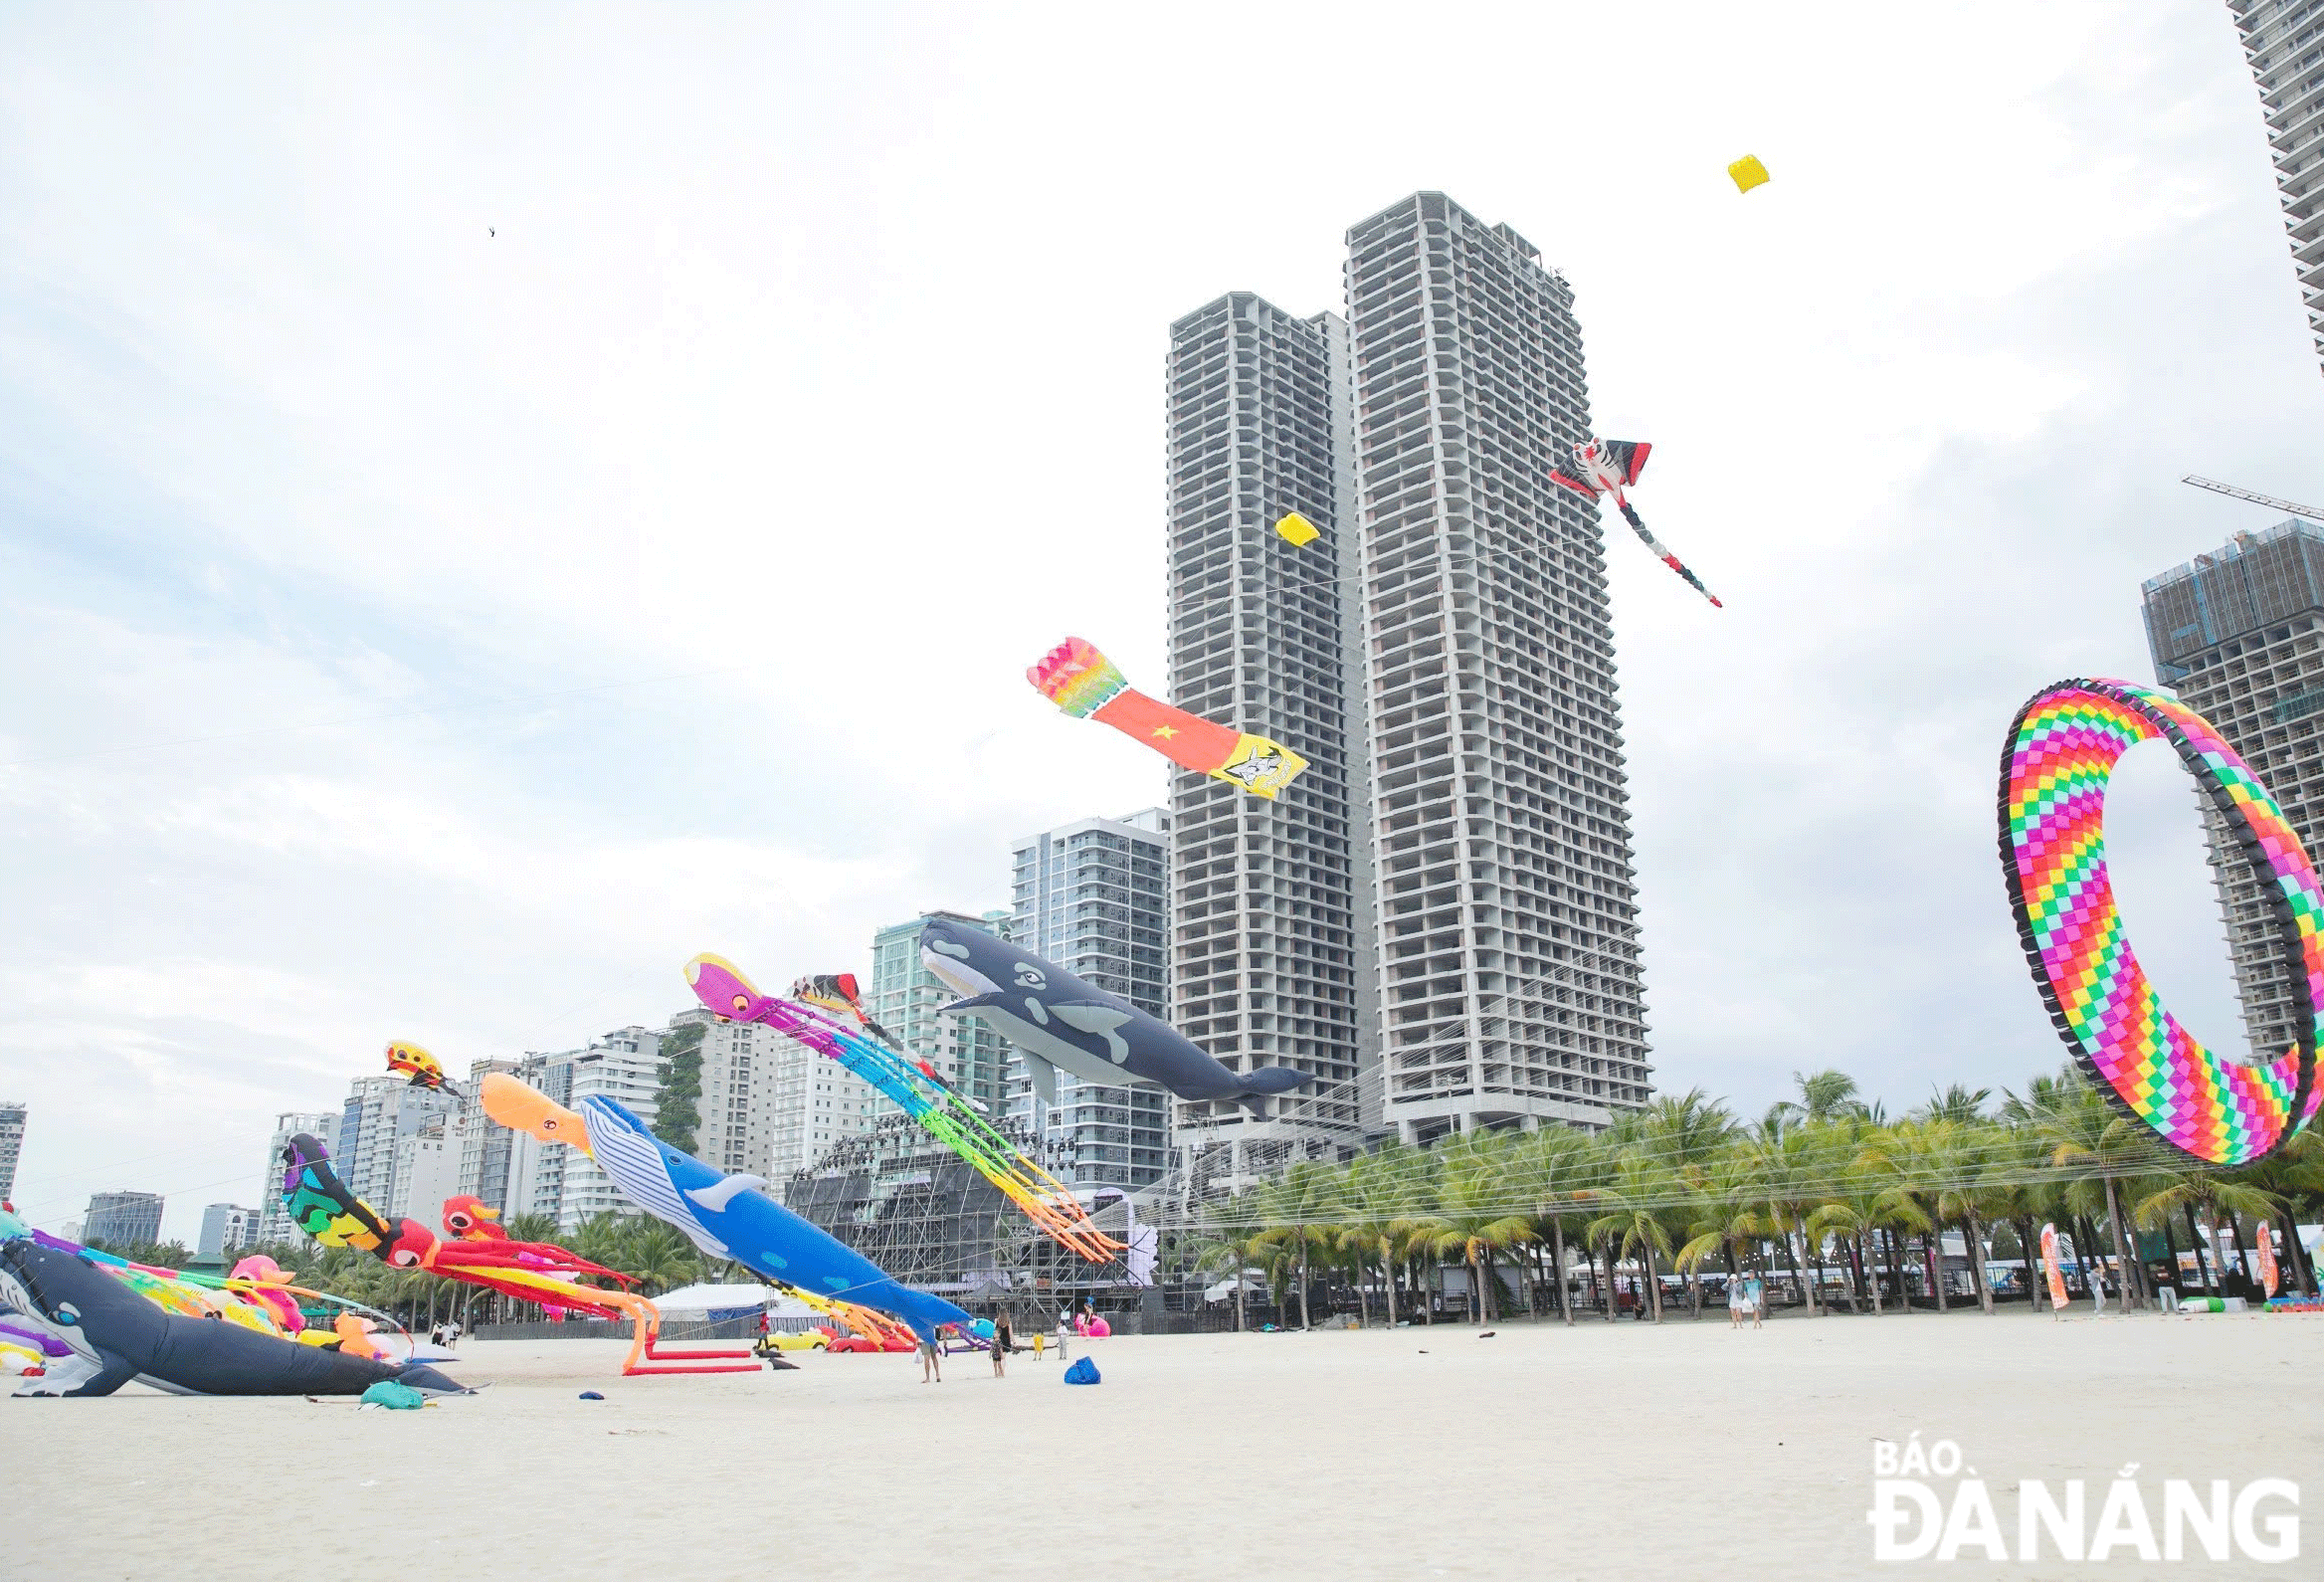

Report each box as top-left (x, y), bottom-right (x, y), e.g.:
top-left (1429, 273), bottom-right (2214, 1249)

top-left (0, 1234), bottom-right (469, 1398)
top-left (920, 917), bottom-right (1313, 1109)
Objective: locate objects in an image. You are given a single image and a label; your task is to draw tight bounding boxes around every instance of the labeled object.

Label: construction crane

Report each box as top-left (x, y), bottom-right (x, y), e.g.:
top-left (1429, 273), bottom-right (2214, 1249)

top-left (2182, 475), bottom-right (2324, 522)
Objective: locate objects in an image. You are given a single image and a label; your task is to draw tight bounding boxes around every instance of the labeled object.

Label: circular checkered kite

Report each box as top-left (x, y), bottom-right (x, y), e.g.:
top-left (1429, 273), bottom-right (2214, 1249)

top-left (2000, 678), bottom-right (2324, 1165)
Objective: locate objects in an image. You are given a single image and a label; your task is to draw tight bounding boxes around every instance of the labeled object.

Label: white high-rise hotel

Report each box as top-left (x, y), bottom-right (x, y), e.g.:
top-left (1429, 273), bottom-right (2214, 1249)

top-left (1168, 192), bottom-right (1653, 1164)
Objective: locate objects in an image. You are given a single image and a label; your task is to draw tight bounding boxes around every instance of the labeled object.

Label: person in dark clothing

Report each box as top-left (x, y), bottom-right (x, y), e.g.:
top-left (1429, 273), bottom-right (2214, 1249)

top-left (992, 1311), bottom-right (1013, 1377)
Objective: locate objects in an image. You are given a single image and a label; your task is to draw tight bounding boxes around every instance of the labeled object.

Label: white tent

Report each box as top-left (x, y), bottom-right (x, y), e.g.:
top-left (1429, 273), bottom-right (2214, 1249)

top-left (651, 1283), bottom-right (776, 1315)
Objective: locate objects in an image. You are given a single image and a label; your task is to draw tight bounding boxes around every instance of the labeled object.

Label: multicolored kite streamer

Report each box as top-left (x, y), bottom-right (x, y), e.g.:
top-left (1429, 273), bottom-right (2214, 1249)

top-left (685, 953), bottom-right (1124, 1264)
top-left (1999, 678), bottom-right (2324, 1165)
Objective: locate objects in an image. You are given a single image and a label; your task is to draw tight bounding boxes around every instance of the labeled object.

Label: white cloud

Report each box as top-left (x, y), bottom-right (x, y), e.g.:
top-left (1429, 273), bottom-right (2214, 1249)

top-left (2, 1), bottom-right (2320, 1238)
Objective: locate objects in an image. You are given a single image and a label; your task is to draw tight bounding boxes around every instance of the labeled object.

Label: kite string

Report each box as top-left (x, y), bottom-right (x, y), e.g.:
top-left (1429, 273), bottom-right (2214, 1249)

top-left (0, 663), bottom-right (757, 771)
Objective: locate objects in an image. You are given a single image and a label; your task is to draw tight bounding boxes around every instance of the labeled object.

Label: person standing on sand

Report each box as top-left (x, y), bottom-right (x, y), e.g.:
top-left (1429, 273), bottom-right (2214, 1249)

top-left (1746, 1273), bottom-right (1766, 1329)
top-left (992, 1311), bottom-right (1012, 1377)
top-left (1727, 1275), bottom-right (1749, 1328)
top-left (919, 1330), bottom-right (943, 1384)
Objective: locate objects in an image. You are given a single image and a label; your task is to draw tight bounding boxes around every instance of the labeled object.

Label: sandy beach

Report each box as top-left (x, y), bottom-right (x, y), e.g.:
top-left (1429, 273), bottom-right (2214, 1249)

top-left (6, 1306), bottom-right (2319, 1581)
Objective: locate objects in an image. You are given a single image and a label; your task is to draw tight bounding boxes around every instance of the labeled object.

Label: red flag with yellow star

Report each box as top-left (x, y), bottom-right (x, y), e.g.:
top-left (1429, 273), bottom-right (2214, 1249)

top-left (1027, 637), bottom-right (1307, 799)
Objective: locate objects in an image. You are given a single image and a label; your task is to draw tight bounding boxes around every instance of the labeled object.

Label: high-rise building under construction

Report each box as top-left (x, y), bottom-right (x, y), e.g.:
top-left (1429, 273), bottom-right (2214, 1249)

top-left (1165, 291), bottom-right (1374, 1187)
top-left (2143, 516), bottom-right (2324, 1060)
top-left (1164, 191), bottom-right (1653, 1175)
top-left (2227, 0), bottom-right (2324, 376)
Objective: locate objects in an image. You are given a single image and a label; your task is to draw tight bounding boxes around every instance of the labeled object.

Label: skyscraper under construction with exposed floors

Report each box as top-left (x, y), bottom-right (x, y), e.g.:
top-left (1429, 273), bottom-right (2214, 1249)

top-left (1347, 193), bottom-right (1651, 1141)
top-left (1165, 192), bottom-right (1652, 1182)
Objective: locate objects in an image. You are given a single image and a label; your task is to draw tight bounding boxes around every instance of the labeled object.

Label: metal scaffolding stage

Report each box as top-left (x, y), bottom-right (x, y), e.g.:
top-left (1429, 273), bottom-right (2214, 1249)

top-left (783, 1112), bottom-right (1159, 1320)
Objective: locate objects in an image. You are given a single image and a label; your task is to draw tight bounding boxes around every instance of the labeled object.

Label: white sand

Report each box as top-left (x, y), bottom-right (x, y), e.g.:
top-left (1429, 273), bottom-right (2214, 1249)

top-left (6, 1307), bottom-right (2320, 1580)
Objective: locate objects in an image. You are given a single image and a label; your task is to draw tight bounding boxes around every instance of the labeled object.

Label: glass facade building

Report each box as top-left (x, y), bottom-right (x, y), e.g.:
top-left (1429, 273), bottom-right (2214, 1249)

top-left (1008, 809), bottom-right (1172, 1188)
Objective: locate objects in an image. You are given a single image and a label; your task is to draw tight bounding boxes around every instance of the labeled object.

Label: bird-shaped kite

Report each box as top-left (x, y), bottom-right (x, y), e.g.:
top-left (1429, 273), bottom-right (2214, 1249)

top-left (1547, 439), bottom-right (1723, 608)
top-left (1029, 636), bottom-right (1307, 799)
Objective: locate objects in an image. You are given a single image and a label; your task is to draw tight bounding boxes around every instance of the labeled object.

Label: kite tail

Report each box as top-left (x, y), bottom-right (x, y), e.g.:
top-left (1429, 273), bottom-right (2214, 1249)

top-left (1028, 637), bottom-right (1129, 717)
top-left (1617, 500), bottom-right (1723, 609)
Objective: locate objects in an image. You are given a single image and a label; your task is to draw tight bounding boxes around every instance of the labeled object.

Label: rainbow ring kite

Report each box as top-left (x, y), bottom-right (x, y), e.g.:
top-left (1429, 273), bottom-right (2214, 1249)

top-left (2000, 679), bottom-right (2324, 1165)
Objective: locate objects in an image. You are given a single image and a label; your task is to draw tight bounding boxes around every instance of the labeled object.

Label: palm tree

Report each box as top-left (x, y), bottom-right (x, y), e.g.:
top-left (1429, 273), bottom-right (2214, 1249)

top-left (1192, 1218), bottom-right (1268, 1332)
top-left (2225, 1129), bottom-right (2324, 1295)
top-left (1412, 1134), bottom-right (1534, 1324)
top-left (1335, 1146), bottom-right (1417, 1326)
top-left (611, 1220), bottom-right (702, 1296)
top-left (1517, 1124), bottom-right (1601, 1324)
top-left (2133, 1171), bottom-right (2286, 1297)
top-left (1915, 1118), bottom-right (2004, 1314)
top-left (2035, 1082), bottom-right (2159, 1309)
top-left (1915, 1084), bottom-right (1995, 1125)
top-left (1586, 1158), bottom-right (1676, 1322)
top-left (1747, 1116), bottom-right (1838, 1313)
top-left (1676, 1150), bottom-right (1772, 1316)
top-left (1249, 1161), bottom-right (1340, 1329)
top-left (1771, 1069), bottom-right (1864, 1129)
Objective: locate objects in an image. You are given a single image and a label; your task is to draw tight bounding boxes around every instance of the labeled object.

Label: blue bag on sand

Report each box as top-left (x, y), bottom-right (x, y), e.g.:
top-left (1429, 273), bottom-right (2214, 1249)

top-left (1063, 1356), bottom-right (1099, 1386)
top-left (360, 1380), bottom-right (427, 1410)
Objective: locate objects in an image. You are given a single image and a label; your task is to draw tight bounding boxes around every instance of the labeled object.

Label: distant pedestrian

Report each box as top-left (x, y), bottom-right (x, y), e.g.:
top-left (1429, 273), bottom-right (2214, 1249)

top-left (1727, 1276), bottom-right (1751, 1329)
top-left (919, 1330), bottom-right (943, 1384)
top-left (992, 1312), bottom-right (1012, 1377)
top-left (1745, 1275), bottom-right (1766, 1329)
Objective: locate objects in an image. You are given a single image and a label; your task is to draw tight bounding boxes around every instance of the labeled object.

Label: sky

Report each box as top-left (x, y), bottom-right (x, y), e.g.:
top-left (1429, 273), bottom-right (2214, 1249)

top-left (3, 3), bottom-right (2321, 1243)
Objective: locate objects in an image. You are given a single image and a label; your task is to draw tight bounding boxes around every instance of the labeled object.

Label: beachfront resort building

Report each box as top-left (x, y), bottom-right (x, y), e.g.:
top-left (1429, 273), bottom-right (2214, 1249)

top-left (696, 996), bottom-right (875, 1180)
top-left (251, 1109), bottom-right (337, 1245)
top-left (385, 1111), bottom-right (467, 1223)
top-left (536, 1027), bottom-right (668, 1233)
top-left (867, 909), bottom-right (1016, 1113)
top-left (333, 1075), bottom-right (462, 1220)
top-left (83, 1189), bottom-right (163, 1248)
top-left (2227, 0), bottom-right (2324, 377)
top-left (1006, 809), bottom-right (1173, 1189)
top-left (454, 1058), bottom-right (523, 1215)
top-left (2143, 516), bottom-right (2324, 1060)
top-left (196, 1203), bottom-right (261, 1262)
top-left (0, 1099), bottom-right (22, 1201)
top-left (1164, 192), bottom-right (1654, 1176)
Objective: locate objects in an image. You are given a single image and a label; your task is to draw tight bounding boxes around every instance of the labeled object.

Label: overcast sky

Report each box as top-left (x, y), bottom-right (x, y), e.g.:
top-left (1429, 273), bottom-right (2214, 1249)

top-left (4, 3), bottom-right (2320, 1242)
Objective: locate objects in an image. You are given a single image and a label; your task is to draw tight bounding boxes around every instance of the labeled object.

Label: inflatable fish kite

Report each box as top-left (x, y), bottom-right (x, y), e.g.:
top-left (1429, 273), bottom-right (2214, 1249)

top-left (688, 954), bottom-right (1121, 1264)
top-left (0, 1209), bottom-right (468, 1398)
top-left (385, 1040), bottom-right (461, 1095)
top-left (921, 917), bottom-right (1314, 1110)
top-left (1029, 636), bottom-right (1307, 799)
top-left (1547, 439), bottom-right (1722, 608)
top-left (480, 1074), bottom-right (974, 1342)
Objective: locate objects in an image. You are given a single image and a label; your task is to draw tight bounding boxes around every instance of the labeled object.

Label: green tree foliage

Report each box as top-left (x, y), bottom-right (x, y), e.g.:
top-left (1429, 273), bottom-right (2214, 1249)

top-left (87, 1239), bottom-right (193, 1269)
top-left (655, 1018), bottom-right (706, 1155)
top-left (1192, 1064), bottom-right (2324, 1321)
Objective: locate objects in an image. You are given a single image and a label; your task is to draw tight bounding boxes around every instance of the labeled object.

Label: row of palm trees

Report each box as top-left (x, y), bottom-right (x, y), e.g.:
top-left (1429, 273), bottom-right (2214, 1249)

top-left (1187, 1065), bottom-right (2324, 1328)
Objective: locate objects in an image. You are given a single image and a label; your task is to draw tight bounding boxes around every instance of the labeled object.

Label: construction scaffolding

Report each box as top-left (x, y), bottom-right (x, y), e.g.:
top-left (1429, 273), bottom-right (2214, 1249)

top-left (784, 1111), bottom-right (1156, 1322)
